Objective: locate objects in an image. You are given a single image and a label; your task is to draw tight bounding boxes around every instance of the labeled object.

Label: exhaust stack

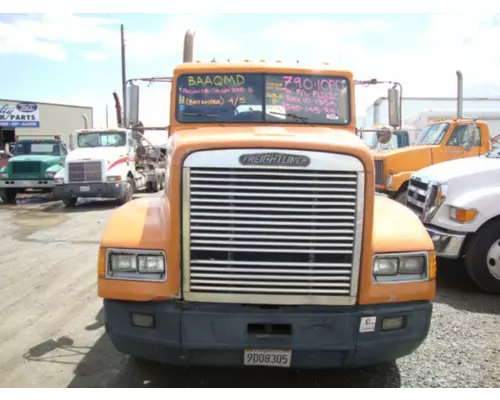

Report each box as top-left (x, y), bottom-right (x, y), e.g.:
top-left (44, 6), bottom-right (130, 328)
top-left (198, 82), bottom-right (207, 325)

top-left (456, 70), bottom-right (463, 119)
top-left (82, 113), bottom-right (89, 129)
top-left (183, 29), bottom-right (196, 63)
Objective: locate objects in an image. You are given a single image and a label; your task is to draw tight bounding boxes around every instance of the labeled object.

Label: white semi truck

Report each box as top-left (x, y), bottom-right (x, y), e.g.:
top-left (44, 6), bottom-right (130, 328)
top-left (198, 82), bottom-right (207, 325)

top-left (52, 127), bottom-right (166, 207)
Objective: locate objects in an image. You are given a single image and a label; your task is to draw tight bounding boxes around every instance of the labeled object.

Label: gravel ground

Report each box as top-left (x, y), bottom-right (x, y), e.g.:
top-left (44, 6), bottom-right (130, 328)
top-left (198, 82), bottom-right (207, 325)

top-left (0, 194), bottom-right (499, 388)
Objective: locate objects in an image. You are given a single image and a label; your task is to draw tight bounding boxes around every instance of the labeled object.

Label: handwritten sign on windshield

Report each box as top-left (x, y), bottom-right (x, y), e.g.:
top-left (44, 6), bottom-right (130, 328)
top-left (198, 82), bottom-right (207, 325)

top-left (178, 74), bottom-right (261, 111)
top-left (265, 75), bottom-right (349, 122)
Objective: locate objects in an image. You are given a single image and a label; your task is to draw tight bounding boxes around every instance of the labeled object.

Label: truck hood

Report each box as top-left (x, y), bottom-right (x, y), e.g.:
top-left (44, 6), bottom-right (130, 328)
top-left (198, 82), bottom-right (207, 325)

top-left (412, 155), bottom-right (500, 184)
top-left (170, 125), bottom-right (366, 158)
top-left (9, 154), bottom-right (60, 163)
top-left (373, 145), bottom-right (434, 174)
top-left (67, 147), bottom-right (127, 163)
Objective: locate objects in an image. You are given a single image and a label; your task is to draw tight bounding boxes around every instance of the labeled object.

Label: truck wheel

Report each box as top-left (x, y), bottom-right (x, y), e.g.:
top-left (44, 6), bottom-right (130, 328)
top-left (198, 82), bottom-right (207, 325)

top-left (0, 189), bottom-right (18, 204)
top-left (118, 177), bottom-right (134, 205)
top-left (151, 178), bottom-right (159, 193)
top-left (62, 198), bottom-right (78, 207)
top-left (464, 220), bottom-right (500, 293)
top-left (394, 190), bottom-right (407, 205)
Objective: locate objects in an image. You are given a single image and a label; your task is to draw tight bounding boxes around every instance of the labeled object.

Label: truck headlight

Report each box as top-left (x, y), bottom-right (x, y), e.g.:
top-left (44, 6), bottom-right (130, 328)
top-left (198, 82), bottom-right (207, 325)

top-left (386, 175), bottom-right (393, 189)
top-left (107, 176), bottom-right (122, 182)
top-left (46, 171), bottom-right (57, 178)
top-left (373, 252), bottom-right (429, 282)
top-left (54, 177), bottom-right (64, 184)
top-left (107, 249), bottom-right (166, 281)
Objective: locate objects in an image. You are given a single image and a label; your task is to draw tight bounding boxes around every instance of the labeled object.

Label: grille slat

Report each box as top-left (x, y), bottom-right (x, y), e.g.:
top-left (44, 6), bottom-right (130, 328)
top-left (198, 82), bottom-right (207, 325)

top-left (191, 184), bottom-right (356, 193)
top-left (192, 191), bottom-right (356, 199)
top-left (185, 165), bottom-right (360, 297)
top-left (68, 161), bottom-right (102, 183)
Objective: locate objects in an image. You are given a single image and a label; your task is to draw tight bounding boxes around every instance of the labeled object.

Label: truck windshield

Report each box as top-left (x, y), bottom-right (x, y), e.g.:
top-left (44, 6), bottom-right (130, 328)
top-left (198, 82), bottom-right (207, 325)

top-left (13, 142), bottom-right (60, 156)
top-left (176, 73), bottom-right (350, 125)
top-left (77, 132), bottom-right (127, 148)
top-left (414, 123), bottom-right (450, 145)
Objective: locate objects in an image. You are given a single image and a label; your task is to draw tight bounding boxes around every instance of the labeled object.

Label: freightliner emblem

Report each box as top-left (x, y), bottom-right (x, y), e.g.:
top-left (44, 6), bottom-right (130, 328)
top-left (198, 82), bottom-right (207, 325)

top-left (239, 152), bottom-right (311, 167)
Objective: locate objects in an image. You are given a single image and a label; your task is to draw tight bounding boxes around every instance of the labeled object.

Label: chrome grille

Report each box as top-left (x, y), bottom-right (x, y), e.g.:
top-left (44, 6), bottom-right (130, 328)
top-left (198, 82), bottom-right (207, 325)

top-left (68, 161), bottom-right (102, 183)
top-left (407, 178), bottom-right (430, 218)
top-left (374, 159), bottom-right (384, 185)
top-left (182, 149), bottom-right (364, 305)
top-left (11, 162), bottom-right (41, 174)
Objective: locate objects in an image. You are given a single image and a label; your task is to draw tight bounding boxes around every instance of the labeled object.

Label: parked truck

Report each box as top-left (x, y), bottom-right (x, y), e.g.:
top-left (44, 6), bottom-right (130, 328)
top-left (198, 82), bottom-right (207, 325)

top-left (373, 72), bottom-right (492, 203)
top-left (52, 126), bottom-right (166, 207)
top-left (407, 146), bottom-right (500, 293)
top-left (0, 135), bottom-right (68, 204)
top-left (97, 29), bottom-right (436, 369)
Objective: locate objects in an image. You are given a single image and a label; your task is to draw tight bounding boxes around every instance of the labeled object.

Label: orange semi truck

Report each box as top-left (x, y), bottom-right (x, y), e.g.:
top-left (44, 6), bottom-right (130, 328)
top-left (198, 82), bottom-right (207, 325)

top-left (97, 30), bottom-right (436, 369)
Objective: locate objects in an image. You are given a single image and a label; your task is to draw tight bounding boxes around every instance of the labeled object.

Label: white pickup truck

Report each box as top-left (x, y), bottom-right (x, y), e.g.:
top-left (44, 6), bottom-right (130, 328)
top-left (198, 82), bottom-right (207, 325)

top-left (406, 147), bottom-right (500, 293)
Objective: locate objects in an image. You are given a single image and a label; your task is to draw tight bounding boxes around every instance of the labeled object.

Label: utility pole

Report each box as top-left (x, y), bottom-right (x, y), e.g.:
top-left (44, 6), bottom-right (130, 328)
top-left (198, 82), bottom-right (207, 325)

top-left (121, 24), bottom-right (127, 127)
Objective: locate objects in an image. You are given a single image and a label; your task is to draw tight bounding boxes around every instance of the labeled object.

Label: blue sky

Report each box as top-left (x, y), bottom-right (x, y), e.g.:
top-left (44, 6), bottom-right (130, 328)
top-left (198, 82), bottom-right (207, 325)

top-left (0, 13), bottom-right (499, 127)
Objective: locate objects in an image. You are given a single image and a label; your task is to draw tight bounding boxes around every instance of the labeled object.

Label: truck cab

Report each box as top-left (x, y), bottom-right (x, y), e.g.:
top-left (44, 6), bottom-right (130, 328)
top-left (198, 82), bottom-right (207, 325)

top-left (52, 128), bottom-right (165, 207)
top-left (96, 30), bottom-right (436, 370)
top-left (0, 136), bottom-right (67, 204)
top-left (374, 118), bottom-right (491, 203)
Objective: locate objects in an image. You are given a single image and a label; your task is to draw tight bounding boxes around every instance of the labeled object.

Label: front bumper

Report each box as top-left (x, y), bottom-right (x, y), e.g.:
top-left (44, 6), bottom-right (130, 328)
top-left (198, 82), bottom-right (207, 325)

top-left (104, 299), bottom-right (432, 369)
top-left (52, 182), bottom-right (125, 200)
top-left (0, 179), bottom-right (54, 189)
top-left (425, 225), bottom-right (466, 259)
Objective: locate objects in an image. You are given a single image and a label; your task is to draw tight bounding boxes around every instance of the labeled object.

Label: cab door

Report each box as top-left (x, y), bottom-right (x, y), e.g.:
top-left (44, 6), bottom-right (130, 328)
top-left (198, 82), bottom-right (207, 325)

top-left (445, 123), bottom-right (479, 160)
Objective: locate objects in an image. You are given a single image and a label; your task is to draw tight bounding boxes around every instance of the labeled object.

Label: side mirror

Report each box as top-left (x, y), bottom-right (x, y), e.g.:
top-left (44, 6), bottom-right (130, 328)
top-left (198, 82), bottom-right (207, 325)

top-left (4, 143), bottom-right (8, 152)
top-left (388, 87), bottom-right (401, 129)
top-left (69, 133), bottom-right (75, 150)
top-left (126, 84), bottom-right (140, 126)
top-left (376, 128), bottom-right (392, 144)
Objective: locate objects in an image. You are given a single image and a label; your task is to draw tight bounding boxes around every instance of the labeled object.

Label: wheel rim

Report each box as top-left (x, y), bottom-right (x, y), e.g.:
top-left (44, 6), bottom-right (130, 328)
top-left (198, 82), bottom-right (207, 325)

top-left (486, 239), bottom-right (500, 280)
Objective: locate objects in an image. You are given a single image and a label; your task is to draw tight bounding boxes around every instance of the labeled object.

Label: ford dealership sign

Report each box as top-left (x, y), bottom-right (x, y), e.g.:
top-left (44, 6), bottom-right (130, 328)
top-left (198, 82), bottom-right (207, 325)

top-left (0, 102), bottom-right (40, 128)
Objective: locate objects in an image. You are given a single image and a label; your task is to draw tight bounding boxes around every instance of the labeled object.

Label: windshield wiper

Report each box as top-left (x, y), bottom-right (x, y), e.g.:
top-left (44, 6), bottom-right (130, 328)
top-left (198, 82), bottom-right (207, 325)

top-left (269, 111), bottom-right (308, 122)
top-left (182, 112), bottom-right (218, 118)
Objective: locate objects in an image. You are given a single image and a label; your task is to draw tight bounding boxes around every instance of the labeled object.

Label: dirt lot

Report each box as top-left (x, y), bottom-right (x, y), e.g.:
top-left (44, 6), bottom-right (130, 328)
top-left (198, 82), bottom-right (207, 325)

top-left (0, 194), bottom-right (499, 388)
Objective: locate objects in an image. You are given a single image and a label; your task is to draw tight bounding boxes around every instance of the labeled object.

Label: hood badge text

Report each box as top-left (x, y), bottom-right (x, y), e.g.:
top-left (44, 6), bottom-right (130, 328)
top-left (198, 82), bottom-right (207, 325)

top-left (239, 152), bottom-right (311, 167)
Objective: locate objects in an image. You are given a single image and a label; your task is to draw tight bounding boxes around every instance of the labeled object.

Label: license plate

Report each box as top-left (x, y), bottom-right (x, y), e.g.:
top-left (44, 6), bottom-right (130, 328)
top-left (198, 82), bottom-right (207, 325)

top-left (80, 186), bottom-right (90, 192)
top-left (18, 180), bottom-right (32, 186)
top-left (244, 349), bottom-right (292, 368)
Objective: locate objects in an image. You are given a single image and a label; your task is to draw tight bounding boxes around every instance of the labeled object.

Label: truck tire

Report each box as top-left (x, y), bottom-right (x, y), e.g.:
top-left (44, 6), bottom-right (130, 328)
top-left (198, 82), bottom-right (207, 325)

top-left (118, 177), bottom-right (134, 205)
top-left (0, 188), bottom-right (18, 204)
top-left (394, 190), bottom-right (407, 205)
top-left (151, 178), bottom-right (159, 193)
top-left (62, 198), bottom-right (78, 207)
top-left (464, 220), bottom-right (500, 293)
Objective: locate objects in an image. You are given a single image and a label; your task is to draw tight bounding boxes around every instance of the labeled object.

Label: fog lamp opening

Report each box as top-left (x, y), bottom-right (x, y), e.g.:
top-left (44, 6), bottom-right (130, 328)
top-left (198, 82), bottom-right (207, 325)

top-left (131, 312), bottom-right (156, 329)
top-left (381, 316), bottom-right (404, 331)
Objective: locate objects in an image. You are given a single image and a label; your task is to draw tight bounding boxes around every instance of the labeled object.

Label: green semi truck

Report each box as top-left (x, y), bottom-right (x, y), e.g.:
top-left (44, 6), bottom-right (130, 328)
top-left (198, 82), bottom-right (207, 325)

top-left (0, 135), bottom-right (68, 204)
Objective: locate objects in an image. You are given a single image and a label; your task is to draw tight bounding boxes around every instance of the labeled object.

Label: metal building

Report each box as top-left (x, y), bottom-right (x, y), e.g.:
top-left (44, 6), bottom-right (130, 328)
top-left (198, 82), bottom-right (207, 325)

top-left (363, 96), bottom-right (500, 128)
top-left (0, 98), bottom-right (94, 149)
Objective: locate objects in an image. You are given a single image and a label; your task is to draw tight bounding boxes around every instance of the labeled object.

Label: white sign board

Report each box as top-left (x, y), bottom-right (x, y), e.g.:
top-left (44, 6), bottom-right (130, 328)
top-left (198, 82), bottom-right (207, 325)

top-left (0, 102), bottom-right (40, 128)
